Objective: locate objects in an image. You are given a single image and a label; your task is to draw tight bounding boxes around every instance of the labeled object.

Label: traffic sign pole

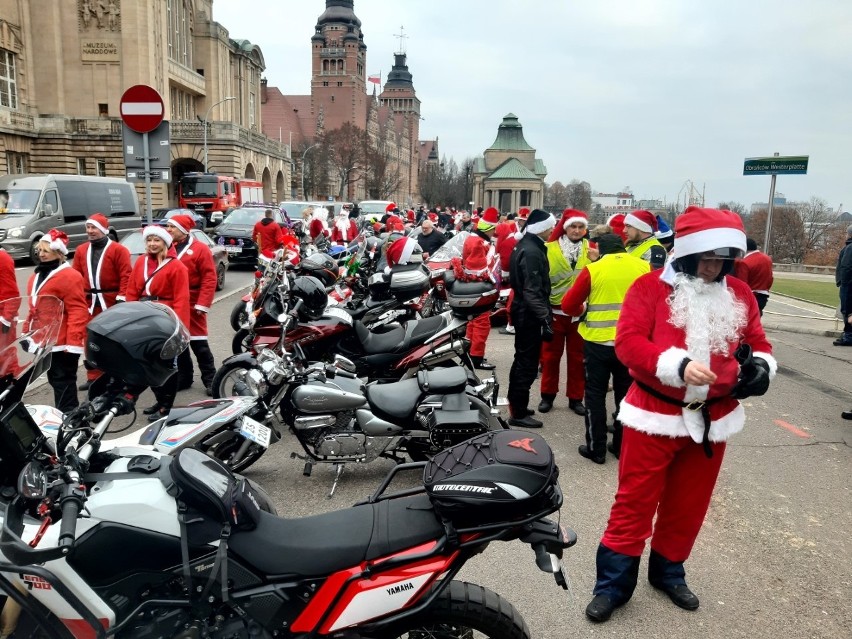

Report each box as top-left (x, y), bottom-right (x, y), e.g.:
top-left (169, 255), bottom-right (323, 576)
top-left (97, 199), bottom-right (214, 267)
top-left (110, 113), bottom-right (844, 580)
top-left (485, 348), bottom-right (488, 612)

top-left (143, 132), bottom-right (152, 225)
top-left (763, 152), bottom-right (779, 257)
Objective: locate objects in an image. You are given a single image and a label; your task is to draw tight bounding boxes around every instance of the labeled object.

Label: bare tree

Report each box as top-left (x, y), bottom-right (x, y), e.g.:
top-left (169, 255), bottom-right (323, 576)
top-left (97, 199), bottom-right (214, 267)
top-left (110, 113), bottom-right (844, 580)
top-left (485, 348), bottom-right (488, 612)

top-left (565, 180), bottom-right (592, 212)
top-left (747, 197), bottom-right (842, 263)
top-left (544, 181), bottom-right (567, 209)
top-left (320, 122), bottom-right (369, 200)
top-left (364, 137), bottom-right (402, 200)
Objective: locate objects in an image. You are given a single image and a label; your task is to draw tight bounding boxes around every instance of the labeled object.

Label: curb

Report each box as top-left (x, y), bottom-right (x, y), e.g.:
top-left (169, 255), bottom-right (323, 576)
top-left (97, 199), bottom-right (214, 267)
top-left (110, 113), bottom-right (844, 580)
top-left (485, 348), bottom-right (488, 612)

top-left (762, 323), bottom-right (841, 338)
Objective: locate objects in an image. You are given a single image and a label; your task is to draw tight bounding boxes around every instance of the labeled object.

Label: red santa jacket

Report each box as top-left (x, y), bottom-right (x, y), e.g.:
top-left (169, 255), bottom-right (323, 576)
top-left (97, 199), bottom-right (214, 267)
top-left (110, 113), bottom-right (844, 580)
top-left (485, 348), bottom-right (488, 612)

top-left (331, 218), bottom-right (358, 245)
top-left (496, 233), bottom-right (518, 278)
top-left (126, 252), bottom-right (191, 330)
top-left (309, 218), bottom-right (328, 241)
top-left (71, 240), bottom-right (132, 314)
top-left (733, 250), bottom-right (774, 293)
top-left (454, 230), bottom-right (499, 283)
top-left (615, 271), bottom-right (776, 443)
top-left (26, 263), bottom-right (89, 354)
top-left (494, 221), bottom-right (516, 247)
top-left (252, 219), bottom-right (284, 258)
top-left (0, 250), bottom-right (19, 330)
top-left (176, 236), bottom-right (217, 337)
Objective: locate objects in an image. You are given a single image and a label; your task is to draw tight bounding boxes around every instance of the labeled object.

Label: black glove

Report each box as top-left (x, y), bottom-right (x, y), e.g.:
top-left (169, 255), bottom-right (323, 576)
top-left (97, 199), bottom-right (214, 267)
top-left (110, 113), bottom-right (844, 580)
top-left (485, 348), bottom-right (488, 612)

top-left (1, 322), bottom-right (8, 334)
top-left (733, 357), bottom-right (771, 399)
top-left (541, 322), bottom-right (554, 342)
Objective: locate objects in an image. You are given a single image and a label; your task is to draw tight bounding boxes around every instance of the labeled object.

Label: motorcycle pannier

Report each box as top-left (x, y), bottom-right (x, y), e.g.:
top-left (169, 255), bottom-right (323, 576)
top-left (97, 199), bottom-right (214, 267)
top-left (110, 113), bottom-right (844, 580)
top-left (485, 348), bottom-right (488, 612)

top-left (388, 263), bottom-right (431, 302)
top-left (444, 278), bottom-right (499, 320)
top-left (423, 430), bottom-right (560, 527)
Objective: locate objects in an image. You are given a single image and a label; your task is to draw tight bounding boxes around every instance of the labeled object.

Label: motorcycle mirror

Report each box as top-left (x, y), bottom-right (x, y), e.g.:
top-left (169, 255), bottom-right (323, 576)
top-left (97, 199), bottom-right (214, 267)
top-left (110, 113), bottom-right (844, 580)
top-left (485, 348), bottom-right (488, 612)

top-left (17, 461), bottom-right (48, 500)
top-left (332, 354), bottom-right (357, 374)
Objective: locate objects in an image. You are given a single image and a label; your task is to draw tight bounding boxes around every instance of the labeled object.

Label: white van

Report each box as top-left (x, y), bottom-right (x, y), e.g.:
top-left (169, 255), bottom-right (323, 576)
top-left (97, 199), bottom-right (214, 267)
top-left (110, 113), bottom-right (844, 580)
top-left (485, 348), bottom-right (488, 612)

top-left (0, 174), bottom-right (141, 263)
top-left (357, 200), bottom-right (396, 224)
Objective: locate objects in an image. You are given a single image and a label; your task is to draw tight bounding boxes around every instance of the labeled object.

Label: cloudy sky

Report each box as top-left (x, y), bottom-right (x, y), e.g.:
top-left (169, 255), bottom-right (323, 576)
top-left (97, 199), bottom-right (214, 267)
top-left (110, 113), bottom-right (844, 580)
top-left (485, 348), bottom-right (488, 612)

top-left (215, 0), bottom-right (851, 211)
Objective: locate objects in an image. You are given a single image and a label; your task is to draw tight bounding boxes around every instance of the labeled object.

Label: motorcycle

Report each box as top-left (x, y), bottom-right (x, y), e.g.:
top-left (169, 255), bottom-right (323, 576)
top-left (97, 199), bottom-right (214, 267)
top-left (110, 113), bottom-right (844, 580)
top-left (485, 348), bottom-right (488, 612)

top-left (0, 313), bottom-right (575, 639)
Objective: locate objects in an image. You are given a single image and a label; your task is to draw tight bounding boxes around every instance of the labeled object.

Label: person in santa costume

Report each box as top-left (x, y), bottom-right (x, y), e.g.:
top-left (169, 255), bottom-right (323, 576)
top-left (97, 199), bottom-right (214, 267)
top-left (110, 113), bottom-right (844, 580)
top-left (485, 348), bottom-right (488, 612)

top-left (166, 215), bottom-right (217, 395)
top-left (26, 230), bottom-right (89, 413)
top-left (539, 209), bottom-right (592, 415)
top-left (496, 207), bottom-right (530, 336)
top-left (71, 213), bottom-right (131, 390)
top-left (732, 237), bottom-right (774, 316)
top-left (0, 248), bottom-right (20, 377)
top-left (331, 208), bottom-right (358, 246)
top-left (252, 208), bottom-right (284, 259)
top-left (302, 206), bottom-right (329, 243)
top-left (585, 207), bottom-right (776, 623)
top-left (607, 213), bottom-right (627, 243)
top-left (125, 225), bottom-right (191, 422)
top-left (453, 206), bottom-right (500, 370)
top-left (623, 209), bottom-right (667, 270)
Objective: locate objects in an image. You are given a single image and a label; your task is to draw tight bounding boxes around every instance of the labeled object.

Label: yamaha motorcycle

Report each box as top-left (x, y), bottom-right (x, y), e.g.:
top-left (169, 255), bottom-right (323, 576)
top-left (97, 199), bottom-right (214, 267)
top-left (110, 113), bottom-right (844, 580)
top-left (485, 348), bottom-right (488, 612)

top-left (0, 296), bottom-right (576, 639)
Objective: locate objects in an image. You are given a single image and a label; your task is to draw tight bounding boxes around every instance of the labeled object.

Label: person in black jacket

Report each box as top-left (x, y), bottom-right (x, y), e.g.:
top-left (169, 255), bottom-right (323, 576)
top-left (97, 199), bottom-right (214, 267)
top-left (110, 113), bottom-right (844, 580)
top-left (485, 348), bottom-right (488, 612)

top-left (507, 209), bottom-right (556, 428)
top-left (416, 219), bottom-right (446, 258)
top-left (834, 224), bottom-right (852, 346)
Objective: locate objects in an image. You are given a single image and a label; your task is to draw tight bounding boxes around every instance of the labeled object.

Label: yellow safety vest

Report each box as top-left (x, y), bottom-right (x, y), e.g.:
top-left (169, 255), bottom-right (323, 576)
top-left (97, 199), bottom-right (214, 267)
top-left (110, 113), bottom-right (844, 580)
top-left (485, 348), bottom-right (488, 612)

top-left (546, 239), bottom-right (591, 306)
top-left (626, 236), bottom-right (664, 263)
top-left (579, 253), bottom-right (650, 343)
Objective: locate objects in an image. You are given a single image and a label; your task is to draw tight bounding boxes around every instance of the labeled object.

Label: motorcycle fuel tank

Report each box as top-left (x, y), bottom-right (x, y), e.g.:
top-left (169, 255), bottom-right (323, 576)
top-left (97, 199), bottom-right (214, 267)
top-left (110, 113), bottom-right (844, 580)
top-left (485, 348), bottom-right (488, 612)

top-left (291, 381), bottom-right (367, 414)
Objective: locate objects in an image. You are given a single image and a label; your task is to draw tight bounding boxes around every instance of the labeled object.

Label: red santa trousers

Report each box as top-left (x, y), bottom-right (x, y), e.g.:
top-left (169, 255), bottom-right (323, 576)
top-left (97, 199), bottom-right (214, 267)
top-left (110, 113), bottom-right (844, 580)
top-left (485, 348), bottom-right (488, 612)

top-left (601, 426), bottom-right (726, 561)
top-left (465, 312), bottom-right (491, 357)
top-left (539, 313), bottom-right (584, 400)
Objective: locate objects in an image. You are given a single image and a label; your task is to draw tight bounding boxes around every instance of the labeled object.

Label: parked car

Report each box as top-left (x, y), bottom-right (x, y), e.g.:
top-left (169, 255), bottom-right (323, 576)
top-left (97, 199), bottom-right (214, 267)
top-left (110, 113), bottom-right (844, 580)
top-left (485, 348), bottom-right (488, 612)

top-left (357, 200), bottom-right (396, 224)
top-left (150, 207), bottom-right (206, 230)
top-left (277, 200), bottom-right (333, 226)
top-left (213, 204), bottom-right (287, 264)
top-left (120, 228), bottom-right (229, 291)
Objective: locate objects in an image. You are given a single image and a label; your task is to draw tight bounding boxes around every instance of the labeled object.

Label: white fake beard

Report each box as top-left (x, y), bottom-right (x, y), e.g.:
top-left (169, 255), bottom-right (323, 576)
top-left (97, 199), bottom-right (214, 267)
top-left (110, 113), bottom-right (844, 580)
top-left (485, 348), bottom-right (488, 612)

top-left (667, 272), bottom-right (748, 363)
top-left (335, 218), bottom-right (350, 240)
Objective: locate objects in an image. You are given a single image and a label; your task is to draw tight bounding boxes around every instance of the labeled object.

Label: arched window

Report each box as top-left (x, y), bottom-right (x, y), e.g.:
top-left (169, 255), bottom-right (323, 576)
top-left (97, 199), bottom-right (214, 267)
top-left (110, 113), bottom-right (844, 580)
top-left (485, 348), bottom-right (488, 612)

top-left (167, 0), bottom-right (193, 67)
top-left (337, 59), bottom-right (344, 73)
top-left (323, 59), bottom-right (329, 73)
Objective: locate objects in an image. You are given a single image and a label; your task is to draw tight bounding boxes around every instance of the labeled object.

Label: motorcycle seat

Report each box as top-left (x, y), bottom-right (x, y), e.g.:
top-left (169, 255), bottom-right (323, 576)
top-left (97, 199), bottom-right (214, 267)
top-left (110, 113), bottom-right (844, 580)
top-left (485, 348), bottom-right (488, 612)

top-left (365, 377), bottom-right (421, 420)
top-left (228, 494), bottom-right (443, 577)
top-left (355, 314), bottom-right (449, 356)
top-left (355, 321), bottom-right (407, 355)
top-left (416, 367), bottom-right (467, 394)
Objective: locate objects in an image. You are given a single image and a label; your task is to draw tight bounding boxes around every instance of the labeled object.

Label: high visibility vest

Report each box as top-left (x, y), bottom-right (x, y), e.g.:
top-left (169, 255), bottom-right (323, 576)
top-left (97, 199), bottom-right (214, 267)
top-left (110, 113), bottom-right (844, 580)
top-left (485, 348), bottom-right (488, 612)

top-left (579, 253), bottom-right (650, 343)
top-left (546, 239), bottom-right (591, 306)
top-left (627, 236), bottom-right (664, 263)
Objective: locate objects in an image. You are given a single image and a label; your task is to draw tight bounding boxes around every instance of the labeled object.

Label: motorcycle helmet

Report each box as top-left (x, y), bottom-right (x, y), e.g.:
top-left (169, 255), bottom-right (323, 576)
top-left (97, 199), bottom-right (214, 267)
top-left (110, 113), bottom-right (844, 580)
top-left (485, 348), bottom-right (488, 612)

top-left (85, 302), bottom-right (189, 387)
top-left (290, 276), bottom-right (328, 322)
top-left (300, 252), bottom-right (339, 288)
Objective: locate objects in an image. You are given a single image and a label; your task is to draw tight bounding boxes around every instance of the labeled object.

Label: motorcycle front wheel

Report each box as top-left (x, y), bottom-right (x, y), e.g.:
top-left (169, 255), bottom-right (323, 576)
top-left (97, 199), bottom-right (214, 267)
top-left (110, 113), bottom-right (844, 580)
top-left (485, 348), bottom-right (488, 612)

top-left (212, 361), bottom-right (262, 398)
top-left (230, 301), bottom-right (248, 331)
top-left (372, 581), bottom-right (529, 639)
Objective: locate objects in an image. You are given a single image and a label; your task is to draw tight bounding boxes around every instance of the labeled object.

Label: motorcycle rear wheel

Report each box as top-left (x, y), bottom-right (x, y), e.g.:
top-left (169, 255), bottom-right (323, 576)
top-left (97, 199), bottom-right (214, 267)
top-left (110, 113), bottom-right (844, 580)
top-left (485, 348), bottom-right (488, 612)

top-left (211, 361), bottom-right (261, 399)
top-left (372, 581), bottom-right (529, 639)
top-left (203, 434), bottom-right (266, 473)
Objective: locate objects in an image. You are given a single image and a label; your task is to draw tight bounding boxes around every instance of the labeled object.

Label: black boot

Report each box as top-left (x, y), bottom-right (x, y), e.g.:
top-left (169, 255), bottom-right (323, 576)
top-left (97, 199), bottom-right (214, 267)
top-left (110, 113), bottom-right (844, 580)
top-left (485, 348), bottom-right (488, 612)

top-left (587, 544), bottom-right (641, 622)
top-left (470, 355), bottom-right (496, 371)
top-left (648, 549), bottom-right (699, 611)
top-left (569, 398), bottom-right (587, 416)
top-left (538, 393), bottom-right (555, 413)
top-left (142, 402), bottom-right (162, 415)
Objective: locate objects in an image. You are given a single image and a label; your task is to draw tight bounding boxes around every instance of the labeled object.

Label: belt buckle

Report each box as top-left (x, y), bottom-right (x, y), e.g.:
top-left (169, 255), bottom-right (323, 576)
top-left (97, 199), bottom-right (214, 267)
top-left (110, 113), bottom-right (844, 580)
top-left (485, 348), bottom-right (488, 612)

top-left (685, 400), bottom-right (705, 412)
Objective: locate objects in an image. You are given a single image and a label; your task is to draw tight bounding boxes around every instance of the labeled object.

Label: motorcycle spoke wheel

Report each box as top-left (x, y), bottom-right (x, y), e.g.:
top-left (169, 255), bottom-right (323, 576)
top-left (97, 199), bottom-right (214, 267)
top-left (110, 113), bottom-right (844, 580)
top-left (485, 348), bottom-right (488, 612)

top-left (211, 364), bottom-right (261, 399)
top-left (373, 581), bottom-right (529, 639)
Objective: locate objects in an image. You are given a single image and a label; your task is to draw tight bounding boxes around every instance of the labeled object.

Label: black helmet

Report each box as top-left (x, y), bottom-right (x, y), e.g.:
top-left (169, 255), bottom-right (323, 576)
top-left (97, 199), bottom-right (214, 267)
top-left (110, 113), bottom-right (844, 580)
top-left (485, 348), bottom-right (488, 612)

top-left (290, 276), bottom-right (328, 322)
top-left (300, 252), bottom-right (339, 288)
top-left (85, 302), bottom-right (189, 387)
top-left (673, 248), bottom-right (742, 282)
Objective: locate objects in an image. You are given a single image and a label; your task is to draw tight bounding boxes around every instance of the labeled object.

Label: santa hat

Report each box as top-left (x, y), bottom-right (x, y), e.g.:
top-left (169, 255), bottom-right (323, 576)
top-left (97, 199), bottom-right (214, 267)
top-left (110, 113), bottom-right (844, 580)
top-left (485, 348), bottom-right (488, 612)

top-left (478, 206), bottom-right (499, 231)
top-left (406, 209), bottom-right (416, 223)
top-left (548, 208), bottom-right (588, 241)
top-left (655, 215), bottom-right (673, 241)
top-left (166, 214), bottom-right (195, 236)
top-left (143, 224), bottom-right (173, 247)
top-left (517, 207), bottom-right (531, 221)
top-left (673, 206), bottom-right (746, 258)
top-left (86, 213), bottom-right (109, 235)
top-left (385, 202), bottom-right (398, 213)
top-left (524, 209), bottom-right (556, 236)
top-left (385, 215), bottom-right (403, 233)
top-left (386, 236), bottom-right (418, 268)
top-left (44, 229), bottom-right (69, 255)
top-left (427, 212), bottom-right (438, 222)
top-left (623, 210), bottom-right (658, 234)
top-left (607, 214), bottom-right (627, 241)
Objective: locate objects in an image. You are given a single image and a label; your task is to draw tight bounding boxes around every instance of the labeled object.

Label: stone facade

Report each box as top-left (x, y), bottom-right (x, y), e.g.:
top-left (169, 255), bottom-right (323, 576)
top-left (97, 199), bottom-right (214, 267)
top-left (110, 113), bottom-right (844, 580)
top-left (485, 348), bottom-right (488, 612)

top-left (0, 0), bottom-right (291, 207)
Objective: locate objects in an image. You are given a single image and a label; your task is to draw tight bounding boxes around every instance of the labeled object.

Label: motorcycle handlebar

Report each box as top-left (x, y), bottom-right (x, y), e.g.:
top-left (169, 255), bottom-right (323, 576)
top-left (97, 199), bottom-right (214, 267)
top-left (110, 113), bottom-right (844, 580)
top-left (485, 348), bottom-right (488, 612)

top-left (58, 483), bottom-right (85, 549)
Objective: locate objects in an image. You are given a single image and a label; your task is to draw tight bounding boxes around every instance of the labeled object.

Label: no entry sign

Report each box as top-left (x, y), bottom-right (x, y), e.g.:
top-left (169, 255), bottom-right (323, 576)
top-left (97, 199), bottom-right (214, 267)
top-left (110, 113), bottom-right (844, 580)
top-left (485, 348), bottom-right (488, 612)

top-left (120, 85), bottom-right (164, 133)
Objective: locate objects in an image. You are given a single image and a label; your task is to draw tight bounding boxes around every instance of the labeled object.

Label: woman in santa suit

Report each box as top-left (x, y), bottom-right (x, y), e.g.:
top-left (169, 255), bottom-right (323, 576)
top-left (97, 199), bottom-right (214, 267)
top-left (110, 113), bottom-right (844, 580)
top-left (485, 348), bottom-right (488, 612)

top-left (302, 206), bottom-right (329, 243)
top-left (0, 248), bottom-right (20, 374)
top-left (25, 230), bottom-right (89, 413)
top-left (586, 208), bottom-right (776, 623)
top-left (330, 209), bottom-right (358, 246)
top-left (125, 225), bottom-right (190, 421)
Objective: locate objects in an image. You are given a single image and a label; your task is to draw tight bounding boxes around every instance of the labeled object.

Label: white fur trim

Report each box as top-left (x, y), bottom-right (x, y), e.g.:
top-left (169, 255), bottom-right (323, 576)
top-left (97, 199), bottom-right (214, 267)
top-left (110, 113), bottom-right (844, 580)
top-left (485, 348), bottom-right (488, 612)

top-left (525, 215), bottom-right (555, 236)
top-left (563, 216), bottom-right (588, 230)
top-left (752, 351), bottom-right (777, 379)
top-left (47, 238), bottom-right (68, 255)
top-left (656, 347), bottom-right (690, 388)
top-left (194, 304), bottom-right (209, 312)
top-left (675, 227), bottom-right (746, 258)
top-left (0, 317), bottom-right (10, 327)
top-left (86, 218), bottom-right (109, 235)
top-left (619, 400), bottom-right (745, 442)
top-left (167, 218), bottom-right (191, 235)
top-left (624, 213), bottom-right (653, 234)
top-left (143, 225), bottom-right (173, 247)
top-left (116, 295), bottom-right (126, 302)
top-left (400, 238), bottom-right (416, 264)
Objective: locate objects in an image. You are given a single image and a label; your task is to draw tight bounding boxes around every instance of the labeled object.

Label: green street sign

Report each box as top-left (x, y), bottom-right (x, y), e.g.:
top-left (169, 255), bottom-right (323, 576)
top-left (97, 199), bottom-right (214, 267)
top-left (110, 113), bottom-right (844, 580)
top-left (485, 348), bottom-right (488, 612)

top-left (743, 155), bottom-right (808, 176)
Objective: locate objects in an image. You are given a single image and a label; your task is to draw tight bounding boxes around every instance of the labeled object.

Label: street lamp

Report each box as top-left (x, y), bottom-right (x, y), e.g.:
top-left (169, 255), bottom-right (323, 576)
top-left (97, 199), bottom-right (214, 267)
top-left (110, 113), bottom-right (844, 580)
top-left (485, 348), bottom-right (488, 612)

top-left (201, 96), bottom-right (236, 172)
top-left (300, 143), bottom-right (320, 199)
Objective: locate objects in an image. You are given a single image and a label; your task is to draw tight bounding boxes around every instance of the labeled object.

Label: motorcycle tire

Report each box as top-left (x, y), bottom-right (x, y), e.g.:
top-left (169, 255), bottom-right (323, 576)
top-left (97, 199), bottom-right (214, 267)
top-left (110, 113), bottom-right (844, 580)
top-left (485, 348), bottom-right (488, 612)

top-left (230, 301), bottom-right (248, 332)
top-left (232, 328), bottom-right (252, 355)
top-left (211, 361), bottom-right (260, 399)
top-left (374, 580), bottom-right (529, 639)
top-left (203, 434), bottom-right (266, 474)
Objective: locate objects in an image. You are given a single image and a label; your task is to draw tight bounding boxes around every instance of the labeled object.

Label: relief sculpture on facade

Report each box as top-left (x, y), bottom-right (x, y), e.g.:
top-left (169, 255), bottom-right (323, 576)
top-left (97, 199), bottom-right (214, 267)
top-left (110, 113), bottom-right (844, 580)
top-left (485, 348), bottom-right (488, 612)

top-left (79, 0), bottom-right (121, 32)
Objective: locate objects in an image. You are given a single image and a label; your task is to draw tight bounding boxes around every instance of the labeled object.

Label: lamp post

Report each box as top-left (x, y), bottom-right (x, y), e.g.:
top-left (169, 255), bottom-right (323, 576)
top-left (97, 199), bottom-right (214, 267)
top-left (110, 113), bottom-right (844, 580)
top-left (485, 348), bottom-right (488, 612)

top-left (300, 143), bottom-right (320, 199)
top-left (201, 96), bottom-right (236, 172)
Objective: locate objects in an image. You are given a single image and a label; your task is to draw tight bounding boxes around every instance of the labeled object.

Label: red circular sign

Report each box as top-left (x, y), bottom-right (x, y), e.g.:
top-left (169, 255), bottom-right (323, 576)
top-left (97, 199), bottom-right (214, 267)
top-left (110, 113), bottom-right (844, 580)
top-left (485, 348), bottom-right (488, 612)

top-left (119, 85), bottom-right (164, 133)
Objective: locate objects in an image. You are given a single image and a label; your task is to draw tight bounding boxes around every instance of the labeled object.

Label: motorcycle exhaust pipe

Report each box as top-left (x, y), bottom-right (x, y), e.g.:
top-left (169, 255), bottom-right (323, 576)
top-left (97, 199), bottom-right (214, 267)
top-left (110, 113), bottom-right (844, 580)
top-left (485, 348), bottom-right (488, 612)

top-left (294, 415), bottom-right (336, 430)
top-left (421, 339), bottom-right (466, 366)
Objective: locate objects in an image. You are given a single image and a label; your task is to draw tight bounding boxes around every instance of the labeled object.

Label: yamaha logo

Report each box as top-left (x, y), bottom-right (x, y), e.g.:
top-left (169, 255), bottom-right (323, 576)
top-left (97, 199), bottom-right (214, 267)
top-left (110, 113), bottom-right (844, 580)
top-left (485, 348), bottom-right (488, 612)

top-left (386, 582), bottom-right (414, 595)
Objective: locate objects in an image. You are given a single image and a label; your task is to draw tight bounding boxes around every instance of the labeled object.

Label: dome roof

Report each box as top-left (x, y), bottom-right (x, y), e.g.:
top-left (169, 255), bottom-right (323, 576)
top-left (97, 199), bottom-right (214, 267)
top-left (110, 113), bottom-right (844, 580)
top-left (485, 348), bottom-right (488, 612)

top-left (487, 114), bottom-right (534, 151)
top-left (317, 0), bottom-right (361, 28)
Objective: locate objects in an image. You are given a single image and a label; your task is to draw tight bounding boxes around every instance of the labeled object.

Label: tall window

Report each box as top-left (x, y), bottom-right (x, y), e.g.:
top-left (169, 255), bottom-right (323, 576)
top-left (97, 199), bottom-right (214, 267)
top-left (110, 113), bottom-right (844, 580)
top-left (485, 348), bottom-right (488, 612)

top-left (77, 159), bottom-right (87, 175)
top-left (249, 93), bottom-right (255, 129)
top-left (0, 49), bottom-right (18, 109)
top-left (167, 0), bottom-right (193, 67)
top-left (96, 160), bottom-right (107, 177)
top-left (6, 152), bottom-right (26, 174)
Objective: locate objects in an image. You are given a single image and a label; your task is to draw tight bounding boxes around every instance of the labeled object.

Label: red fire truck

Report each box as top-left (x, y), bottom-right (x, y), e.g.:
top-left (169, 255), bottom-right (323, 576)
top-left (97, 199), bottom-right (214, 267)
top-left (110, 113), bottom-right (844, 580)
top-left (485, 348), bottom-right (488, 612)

top-left (178, 173), bottom-right (264, 226)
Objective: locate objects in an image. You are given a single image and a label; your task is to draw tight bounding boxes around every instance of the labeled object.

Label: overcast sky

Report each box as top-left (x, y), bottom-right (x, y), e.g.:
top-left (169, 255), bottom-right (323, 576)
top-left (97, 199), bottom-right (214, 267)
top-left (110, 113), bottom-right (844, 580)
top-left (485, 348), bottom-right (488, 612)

top-left (215, 0), bottom-right (851, 211)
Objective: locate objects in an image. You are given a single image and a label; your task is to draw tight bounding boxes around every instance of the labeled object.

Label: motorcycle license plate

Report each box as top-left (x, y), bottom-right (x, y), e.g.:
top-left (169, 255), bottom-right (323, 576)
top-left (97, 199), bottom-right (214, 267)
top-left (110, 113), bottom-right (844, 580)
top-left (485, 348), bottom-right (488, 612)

top-left (239, 416), bottom-right (271, 448)
top-left (224, 246), bottom-right (242, 254)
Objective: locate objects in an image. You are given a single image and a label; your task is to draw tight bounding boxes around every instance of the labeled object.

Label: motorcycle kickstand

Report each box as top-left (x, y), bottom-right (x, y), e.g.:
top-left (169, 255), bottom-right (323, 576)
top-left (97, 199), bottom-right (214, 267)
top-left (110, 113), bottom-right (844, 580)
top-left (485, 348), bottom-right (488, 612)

top-left (327, 463), bottom-right (345, 499)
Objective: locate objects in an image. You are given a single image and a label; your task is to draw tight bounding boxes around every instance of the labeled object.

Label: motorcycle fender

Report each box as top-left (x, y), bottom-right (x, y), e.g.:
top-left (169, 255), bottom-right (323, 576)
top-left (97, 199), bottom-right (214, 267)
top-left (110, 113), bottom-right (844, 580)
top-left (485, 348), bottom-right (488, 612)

top-left (355, 409), bottom-right (403, 436)
top-left (219, 351), bottom-right (259, 368)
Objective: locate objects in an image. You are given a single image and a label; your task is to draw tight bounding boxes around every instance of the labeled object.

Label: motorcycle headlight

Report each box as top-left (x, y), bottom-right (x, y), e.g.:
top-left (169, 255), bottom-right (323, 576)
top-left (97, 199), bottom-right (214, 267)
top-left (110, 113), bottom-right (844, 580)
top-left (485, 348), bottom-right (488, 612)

top-left (7, 226), bottom-right (26, 238)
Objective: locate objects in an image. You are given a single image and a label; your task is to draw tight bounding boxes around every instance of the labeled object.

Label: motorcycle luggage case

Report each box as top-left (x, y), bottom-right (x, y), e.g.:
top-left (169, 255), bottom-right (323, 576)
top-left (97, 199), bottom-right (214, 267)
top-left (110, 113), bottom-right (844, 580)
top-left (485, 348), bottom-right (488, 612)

top-left (445, 279), bottom-right (499, 319)
top-left (388, 263), bottom-right (431, 302)
top-left (423, 430), bottom-right (560, 527)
